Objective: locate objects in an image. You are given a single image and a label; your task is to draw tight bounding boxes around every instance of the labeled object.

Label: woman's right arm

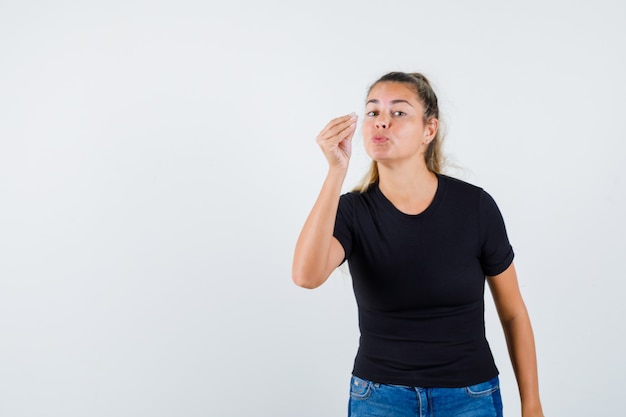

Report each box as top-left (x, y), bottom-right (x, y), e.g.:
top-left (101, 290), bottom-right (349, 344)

top-left (292, 113), bottom-right (358, 289)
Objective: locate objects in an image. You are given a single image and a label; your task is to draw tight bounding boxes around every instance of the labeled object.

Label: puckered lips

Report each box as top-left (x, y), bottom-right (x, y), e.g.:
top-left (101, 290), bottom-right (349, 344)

top-left (371, 135), bottom-right (389, 144)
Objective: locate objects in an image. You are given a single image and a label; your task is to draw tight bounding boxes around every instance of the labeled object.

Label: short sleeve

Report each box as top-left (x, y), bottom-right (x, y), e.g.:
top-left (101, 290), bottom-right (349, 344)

top-left (333, 193), bottom-right (354, 261)
top-left (478, 190), bottom-right (514, 276)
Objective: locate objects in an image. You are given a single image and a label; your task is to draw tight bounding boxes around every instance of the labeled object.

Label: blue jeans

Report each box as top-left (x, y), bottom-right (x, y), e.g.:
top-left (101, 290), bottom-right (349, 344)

top-left (348, 375), bottom-right (503, 417)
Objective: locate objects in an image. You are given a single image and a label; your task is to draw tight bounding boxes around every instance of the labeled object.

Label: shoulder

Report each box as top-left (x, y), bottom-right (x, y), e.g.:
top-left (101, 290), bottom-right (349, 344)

top-left (338, 190), bottom-right (361, 208)
top-left (340, 184), bottom-right (377, 205)
top-left (438, 174), bottom-right (487, 202)
top-left (337, 185), bottom-right (381, 220)
top-left (438, 175), bottom-right (505, 217)
top-left (439, 174), bottom-right (483, 193)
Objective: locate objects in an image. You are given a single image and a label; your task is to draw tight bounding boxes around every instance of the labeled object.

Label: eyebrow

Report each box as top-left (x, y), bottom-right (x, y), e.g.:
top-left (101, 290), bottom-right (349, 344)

top-left (366, 99), bottom-right (414, 107)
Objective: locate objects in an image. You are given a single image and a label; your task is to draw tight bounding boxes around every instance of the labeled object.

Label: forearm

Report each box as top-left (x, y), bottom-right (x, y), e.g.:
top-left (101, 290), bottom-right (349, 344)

top-left (292, 168), bottom-right (346, 288)
top-left (501, 311), bottom-right (544, 416)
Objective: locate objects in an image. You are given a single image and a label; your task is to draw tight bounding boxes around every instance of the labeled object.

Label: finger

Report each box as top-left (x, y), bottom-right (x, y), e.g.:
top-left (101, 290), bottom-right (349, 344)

top-left (321, 114), bottom-right (358, 142)
top-left (330, 125), bottom-right (356, 148)
top-left (335, 117), bottom-right (358, 142)
top-left (341, 121), bottom-right (357, 142)
top-left (318, 126), bottom-right (353, 149)
top-left (320, 113), bottom-right (357, 136)
top-left (328, 113), bottom-right (356, 128)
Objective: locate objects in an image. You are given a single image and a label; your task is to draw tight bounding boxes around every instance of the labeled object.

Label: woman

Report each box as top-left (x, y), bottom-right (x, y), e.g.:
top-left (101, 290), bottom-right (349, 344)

top-left (292, 71), bottom-right (544, 417)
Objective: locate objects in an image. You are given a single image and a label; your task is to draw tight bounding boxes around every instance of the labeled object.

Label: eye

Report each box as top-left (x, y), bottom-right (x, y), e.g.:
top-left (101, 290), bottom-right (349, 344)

top-left (393, 111), bottom-right (406, 117)
top-left (366, 111), bottom-right (377, 117)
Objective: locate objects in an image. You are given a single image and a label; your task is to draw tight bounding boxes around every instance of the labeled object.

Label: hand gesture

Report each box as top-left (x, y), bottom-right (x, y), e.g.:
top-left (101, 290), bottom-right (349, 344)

top-left (315, 113), bottom-right (358, 170)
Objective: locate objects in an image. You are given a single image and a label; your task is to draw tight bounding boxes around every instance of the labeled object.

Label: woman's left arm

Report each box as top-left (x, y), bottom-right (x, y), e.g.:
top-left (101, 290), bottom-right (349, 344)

top-left (487, 262), bottom-right (545, 417)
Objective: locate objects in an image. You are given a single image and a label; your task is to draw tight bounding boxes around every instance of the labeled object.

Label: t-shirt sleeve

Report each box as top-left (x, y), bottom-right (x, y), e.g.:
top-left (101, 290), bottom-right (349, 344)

top-left (478, 190), bottom-right (515, 276)
top-left (333, 193), bottom-right (354, 262)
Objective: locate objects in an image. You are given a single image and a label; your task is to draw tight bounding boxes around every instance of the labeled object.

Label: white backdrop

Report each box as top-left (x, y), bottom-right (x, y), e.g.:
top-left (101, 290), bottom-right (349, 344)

top-left (1, 1), bottom-right (625, 416)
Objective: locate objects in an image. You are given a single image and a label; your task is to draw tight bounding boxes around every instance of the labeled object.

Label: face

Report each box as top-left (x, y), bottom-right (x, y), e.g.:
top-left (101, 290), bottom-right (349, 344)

top-left (362, 81), bottom-right (435, 164)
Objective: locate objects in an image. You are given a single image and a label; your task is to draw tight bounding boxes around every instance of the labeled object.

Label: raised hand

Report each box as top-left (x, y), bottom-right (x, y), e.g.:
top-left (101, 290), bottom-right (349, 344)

top-left (315, 113), bottom-right (358, 170)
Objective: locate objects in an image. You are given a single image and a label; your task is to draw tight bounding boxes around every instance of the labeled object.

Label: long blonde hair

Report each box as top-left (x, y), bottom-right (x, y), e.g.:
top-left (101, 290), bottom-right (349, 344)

top-left (353, 72), bottom-right (445, 193)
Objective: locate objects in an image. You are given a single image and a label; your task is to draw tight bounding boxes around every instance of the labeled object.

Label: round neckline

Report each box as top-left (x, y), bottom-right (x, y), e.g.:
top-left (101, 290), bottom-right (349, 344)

top-left (373, 174), bottom-right (445, 219)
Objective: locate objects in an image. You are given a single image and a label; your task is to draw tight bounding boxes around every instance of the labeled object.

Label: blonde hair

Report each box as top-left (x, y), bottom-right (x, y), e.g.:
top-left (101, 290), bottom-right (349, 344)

top-left (353, 72), bottom-right (445, 193)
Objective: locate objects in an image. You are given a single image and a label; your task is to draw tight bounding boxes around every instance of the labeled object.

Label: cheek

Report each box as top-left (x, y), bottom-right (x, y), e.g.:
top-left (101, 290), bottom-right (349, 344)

top-left (361, 119), bottom-right (376, 135)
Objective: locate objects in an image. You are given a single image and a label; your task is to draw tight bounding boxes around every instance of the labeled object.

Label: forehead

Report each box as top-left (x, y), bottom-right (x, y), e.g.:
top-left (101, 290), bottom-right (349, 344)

top-left (366, 81), bottom-right (419, 104)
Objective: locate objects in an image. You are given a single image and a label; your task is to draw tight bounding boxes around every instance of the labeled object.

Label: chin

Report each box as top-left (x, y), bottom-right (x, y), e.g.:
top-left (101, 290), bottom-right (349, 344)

top-left (371, 156), bottom-right (392, 164)
top-left (366, 148), bottom-right (389, 161)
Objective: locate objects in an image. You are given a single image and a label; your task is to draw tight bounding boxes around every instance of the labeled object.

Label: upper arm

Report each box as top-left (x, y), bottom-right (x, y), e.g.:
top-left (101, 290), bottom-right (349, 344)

top-left (324, 236), bottom-right (346, 278)
top-left (479, 191), bottom-right (514, 277)
top-left (487, 262), bottom-right (528, 323)
top-left (293, 236), bottom-right (345, 290)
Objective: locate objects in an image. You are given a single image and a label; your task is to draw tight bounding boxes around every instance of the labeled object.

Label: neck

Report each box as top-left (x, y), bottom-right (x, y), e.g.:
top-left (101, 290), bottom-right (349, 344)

top-left (376, 161), bottom-right (438, 215)
top-left (378, 160), bottom-right (436, 194)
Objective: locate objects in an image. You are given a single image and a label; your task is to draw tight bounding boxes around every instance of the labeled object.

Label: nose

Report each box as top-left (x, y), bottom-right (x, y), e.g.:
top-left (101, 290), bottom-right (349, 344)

top-left (375, 115), bottom-right (389, 129)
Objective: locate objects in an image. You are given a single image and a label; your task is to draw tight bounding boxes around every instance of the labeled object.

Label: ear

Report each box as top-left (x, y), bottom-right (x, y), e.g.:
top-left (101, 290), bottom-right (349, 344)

top-left (423, 117), bottom-right (439, 144)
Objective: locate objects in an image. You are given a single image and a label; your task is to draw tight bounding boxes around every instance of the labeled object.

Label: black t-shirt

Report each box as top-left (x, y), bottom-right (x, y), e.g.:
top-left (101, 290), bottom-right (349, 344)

top-left (333, 174), bottom-right (514, 387)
